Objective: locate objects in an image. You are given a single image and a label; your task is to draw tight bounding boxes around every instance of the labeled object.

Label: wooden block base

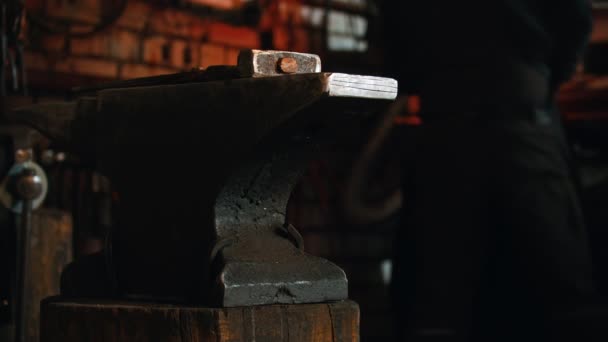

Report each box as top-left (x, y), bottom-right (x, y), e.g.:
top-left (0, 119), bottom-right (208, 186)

top-left (40, 298), bottom-right (360, 342)
top-left (1, 209), bottom-right (72, 342)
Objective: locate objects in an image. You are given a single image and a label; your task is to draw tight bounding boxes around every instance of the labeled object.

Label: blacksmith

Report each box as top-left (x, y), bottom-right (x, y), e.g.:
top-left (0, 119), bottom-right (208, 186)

top-left (382, 1), bottom-right (598, 340)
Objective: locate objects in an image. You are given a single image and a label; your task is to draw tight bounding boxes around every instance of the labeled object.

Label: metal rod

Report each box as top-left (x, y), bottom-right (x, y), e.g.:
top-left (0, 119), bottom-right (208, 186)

top-left (12, 167), bottom-right (42, 342)
top-left (14, 197), bottom-right (31, 342)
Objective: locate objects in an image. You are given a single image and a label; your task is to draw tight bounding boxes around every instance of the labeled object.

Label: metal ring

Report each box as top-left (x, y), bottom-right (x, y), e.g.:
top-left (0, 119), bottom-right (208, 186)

top-left (285, 224), bottom-right (305, 251)
top-left (209, 237), bottom-right (237, 263)
top-left (0, 160), bottom-right (48, 213)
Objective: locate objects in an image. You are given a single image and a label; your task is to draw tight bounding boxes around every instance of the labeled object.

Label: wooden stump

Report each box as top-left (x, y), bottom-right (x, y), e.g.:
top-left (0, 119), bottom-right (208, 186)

top-left (26, 210), bottom-right (73, 342)
top-left (40, 299), bottom-right (360, 342)
top-left (1, 209), bottom-right (73, 342)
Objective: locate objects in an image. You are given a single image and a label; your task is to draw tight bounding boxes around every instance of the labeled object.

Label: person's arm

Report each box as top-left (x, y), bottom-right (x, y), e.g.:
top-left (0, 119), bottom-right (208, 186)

top-left (548, 0), bottom-right (593, 87)
top-left (378, 1), bottom-right (424, 94)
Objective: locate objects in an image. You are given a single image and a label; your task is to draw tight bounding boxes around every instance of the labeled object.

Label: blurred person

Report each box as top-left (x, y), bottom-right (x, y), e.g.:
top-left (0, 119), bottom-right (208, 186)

top-left (380, 1), bottom-right (599, 341)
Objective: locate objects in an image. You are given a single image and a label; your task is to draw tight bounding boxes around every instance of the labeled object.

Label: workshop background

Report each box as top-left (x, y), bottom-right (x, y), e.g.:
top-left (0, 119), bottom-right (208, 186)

top-left (1, 1), bottom-right (608, 341)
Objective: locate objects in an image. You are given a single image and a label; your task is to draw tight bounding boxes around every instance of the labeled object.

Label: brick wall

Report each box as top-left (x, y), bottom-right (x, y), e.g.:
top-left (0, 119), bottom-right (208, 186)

top-left (23, 0), bottom-right (378, 89)
top-left (25, 0), bottom-right (262, 84)
top-left (25, 1), bottom-right (607, 89)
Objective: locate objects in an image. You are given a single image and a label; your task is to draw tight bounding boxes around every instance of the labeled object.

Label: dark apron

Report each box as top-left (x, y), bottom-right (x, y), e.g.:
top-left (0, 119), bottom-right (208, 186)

top-left (392, 58), bottom-right (596, 341)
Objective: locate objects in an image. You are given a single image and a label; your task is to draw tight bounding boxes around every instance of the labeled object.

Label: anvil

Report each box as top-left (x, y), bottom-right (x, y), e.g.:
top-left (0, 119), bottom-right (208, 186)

top-left (9, 50), bottom-right (398, 307)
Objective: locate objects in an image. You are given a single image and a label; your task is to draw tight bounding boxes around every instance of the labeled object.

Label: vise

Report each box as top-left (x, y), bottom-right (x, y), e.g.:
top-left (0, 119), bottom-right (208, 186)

top-left (9, 50), bottom-right (398, 308)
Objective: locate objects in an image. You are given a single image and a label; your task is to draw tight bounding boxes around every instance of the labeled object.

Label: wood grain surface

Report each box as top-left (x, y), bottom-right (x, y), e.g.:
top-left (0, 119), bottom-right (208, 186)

top-left (1, 209), bottom-right (73, 342)
top-left (41, 299), bottom-right (360, 342)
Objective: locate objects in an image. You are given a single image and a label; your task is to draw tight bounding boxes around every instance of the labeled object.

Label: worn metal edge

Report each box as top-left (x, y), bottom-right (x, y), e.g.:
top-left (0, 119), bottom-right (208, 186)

top-left (325, 73), bottom-right (398, 100)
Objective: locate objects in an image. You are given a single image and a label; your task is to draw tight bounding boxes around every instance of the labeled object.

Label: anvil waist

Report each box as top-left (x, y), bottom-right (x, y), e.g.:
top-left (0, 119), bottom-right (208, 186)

top-left (419, 59), bottom-right (551, 122)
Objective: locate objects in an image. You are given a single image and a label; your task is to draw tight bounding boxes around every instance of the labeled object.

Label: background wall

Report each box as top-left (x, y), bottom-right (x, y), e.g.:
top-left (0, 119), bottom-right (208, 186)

top-left (22, 0), bottom-right (382, 93)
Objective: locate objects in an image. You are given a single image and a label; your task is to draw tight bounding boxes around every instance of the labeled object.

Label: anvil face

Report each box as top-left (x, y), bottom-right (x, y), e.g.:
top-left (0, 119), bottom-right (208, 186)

top-left (10, 51), bottom-right (398, 307)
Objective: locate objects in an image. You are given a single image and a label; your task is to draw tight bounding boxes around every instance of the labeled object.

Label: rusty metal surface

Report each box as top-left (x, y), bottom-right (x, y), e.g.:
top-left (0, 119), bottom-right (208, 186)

top-left (7, 64), bottom-right (397, 307)
top-left (238, 50), bottom-right (322, 77)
